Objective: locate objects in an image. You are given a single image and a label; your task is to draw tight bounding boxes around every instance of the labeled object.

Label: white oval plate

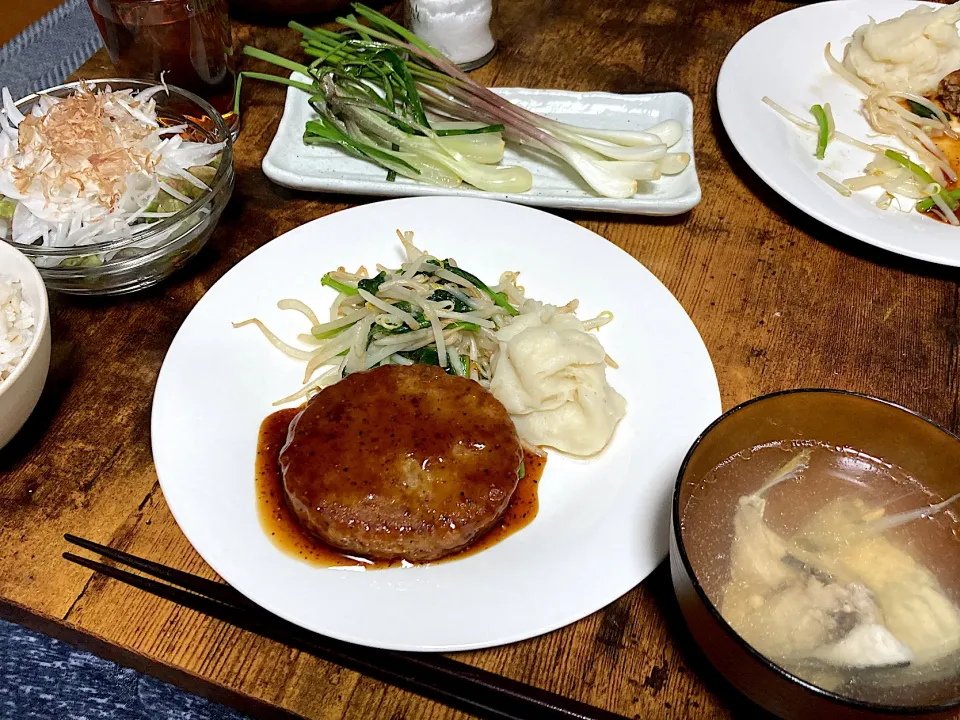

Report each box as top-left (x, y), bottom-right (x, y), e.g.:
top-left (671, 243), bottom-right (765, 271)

top-left (152, 197), bottom-right (720, 651)
top-left (717, 0), bottom-right (960, 266)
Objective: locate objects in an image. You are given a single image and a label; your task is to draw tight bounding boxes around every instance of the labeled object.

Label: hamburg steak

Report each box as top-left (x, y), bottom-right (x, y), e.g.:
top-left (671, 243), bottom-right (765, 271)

top-left (279, 364), bottom-right (524, 562)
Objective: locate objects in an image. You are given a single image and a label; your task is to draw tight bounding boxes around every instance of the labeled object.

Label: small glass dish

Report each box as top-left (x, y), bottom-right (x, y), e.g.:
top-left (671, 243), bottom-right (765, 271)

top-left (2, 79), bottom-right (234, 296)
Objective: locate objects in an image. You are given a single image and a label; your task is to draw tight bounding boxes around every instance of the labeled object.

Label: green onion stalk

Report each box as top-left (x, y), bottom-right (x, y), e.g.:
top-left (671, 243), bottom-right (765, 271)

top-left (810, 104), bottom-right (829, 160)
top-left (234, 3), bottom-right (690, 198)
top-left (917, 188), bottom-right (960, 213)
top-left (884, 149), bottom-right (960, 215)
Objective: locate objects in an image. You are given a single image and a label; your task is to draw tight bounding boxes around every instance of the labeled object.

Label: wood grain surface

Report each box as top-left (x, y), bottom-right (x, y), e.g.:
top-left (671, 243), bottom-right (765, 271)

top-left (2, 0), bottom-right (959, 718)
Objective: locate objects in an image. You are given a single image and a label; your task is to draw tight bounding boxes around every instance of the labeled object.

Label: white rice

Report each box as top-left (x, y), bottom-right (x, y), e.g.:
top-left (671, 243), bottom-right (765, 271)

top-left (0, 275), bottom-right (35, 382)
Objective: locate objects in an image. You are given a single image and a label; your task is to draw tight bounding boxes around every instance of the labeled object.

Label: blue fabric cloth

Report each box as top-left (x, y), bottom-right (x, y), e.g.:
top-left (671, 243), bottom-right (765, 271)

top-left (0, 8), bottom-right (249, 720)
top-left (0, 0), bottom-right (104, 98)
top-left (0, 618), bottom-right (249, 720)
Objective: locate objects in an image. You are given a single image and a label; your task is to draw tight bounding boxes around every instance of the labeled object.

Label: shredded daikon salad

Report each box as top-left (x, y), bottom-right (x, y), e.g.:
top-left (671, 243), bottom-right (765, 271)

top-left (0, 81), bottom-right (225, 251)
top-left (762, 44), bottom-right (960, 224)
top-left (234, 231), bottom-right (614, 405)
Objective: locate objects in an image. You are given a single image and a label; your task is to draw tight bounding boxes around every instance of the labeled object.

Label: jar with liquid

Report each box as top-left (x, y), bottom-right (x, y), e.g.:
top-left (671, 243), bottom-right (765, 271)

top-left (86, 0), bottom-right (237, 135)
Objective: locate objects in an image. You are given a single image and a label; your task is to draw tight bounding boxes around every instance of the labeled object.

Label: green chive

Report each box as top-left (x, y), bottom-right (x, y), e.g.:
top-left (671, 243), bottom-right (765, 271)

top-left (435, 124), bottom-right (505, 137)
top-left (885, 150), bottom-right (959, 211)
top-left (810, 104), bottom-right (829, 160)
top-left (321, 273), bottom-right (359, 295)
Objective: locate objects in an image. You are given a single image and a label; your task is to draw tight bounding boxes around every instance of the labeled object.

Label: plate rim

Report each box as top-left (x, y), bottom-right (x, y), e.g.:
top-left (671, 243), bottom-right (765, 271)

top-left (716, 0), bottom-right (959, 267)
top-left (151, 196), bottom-right (721, 650)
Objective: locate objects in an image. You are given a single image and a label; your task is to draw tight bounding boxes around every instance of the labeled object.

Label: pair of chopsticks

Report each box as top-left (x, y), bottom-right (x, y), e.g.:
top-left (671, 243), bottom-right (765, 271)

top-left (62, 535), bottom-right (629, 720)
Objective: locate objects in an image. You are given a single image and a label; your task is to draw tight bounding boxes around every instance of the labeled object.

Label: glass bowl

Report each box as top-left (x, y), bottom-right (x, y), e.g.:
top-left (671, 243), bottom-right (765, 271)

top-left (1, 79), bottom-right (234, 296)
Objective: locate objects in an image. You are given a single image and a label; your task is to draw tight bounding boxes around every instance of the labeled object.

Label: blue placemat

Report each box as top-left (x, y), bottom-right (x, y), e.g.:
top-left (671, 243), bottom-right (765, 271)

top-left (0, 618), bottom-right (249, 720)
top-left (0, 0), bottom-right (103, 98)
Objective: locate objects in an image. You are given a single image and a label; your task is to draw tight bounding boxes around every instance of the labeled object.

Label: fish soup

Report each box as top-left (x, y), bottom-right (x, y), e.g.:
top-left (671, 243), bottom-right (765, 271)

top-left (681, 440), bottom-right (960, 705)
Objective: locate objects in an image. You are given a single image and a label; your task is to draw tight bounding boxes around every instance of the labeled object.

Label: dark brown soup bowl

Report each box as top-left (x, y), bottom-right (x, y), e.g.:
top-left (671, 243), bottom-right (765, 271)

top-left (670, 389), bottom-right (960, 720)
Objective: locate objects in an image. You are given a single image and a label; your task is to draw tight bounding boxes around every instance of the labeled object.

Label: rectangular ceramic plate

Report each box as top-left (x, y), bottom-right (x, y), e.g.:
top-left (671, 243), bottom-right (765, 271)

top-left (262, 79), bottom-right (701, 215)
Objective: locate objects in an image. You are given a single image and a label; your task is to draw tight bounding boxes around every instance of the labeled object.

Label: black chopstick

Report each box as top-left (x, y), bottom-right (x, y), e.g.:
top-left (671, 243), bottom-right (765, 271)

top-left (62, 536), bottom-right (629, 720)
top-left (64, 534), bottom-right (257, 609)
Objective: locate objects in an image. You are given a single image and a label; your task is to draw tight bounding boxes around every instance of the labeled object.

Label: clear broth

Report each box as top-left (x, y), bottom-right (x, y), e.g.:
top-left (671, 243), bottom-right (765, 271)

top-left (681, 440), bottom-right (960, 705)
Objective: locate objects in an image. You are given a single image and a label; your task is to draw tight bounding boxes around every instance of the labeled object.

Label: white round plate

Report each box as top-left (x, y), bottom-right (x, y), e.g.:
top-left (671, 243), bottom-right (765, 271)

top-left (718, 0), bottom-right (960, 266)
top-left (152, 196), bottom-right (720, 651)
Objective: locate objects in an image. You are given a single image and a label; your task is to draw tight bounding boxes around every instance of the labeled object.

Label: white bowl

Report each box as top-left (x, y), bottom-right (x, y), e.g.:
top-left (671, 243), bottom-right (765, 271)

top-left (0, 242), bottom-right (51, 450)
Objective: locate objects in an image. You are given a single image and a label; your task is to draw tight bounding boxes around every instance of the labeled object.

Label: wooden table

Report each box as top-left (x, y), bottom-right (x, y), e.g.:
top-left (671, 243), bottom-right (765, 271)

top-left (0, 0), bottom-right (64, 46)
top-left (3, 0), bottom-right (959, 718)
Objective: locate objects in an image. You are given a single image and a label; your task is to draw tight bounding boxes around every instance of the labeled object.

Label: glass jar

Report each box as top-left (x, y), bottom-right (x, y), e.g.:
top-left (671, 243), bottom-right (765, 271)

top-left (404, 0), bottom-right (497, 71)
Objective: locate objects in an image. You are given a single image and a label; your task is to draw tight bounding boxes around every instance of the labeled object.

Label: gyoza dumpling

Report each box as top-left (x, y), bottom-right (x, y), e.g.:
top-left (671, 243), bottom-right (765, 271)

top-left (490, 305), bottom-right (625, 456)
top-left (842, 3), bottom-right (960, 94)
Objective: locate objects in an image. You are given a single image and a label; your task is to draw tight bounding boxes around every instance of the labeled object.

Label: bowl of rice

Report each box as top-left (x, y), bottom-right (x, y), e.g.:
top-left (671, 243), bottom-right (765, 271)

top-left (0, 240), bottom-right (50, 450)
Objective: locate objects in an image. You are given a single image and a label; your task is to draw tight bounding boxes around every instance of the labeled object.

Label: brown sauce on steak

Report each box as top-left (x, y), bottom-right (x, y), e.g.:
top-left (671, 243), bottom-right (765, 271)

top-left (255, 365), bottom-right (543, 567)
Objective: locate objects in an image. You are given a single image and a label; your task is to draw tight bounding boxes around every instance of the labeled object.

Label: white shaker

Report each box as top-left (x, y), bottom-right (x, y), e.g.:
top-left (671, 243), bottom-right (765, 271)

top-left (405, 0), bottom-right (497, 70)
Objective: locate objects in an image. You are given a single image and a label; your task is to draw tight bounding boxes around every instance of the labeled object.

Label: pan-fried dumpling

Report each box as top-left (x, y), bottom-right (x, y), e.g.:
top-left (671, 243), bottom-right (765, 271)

top-left (490, 304), bottom-right (625, 456)
top-left (842, 4), bottom-right (960, 94)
